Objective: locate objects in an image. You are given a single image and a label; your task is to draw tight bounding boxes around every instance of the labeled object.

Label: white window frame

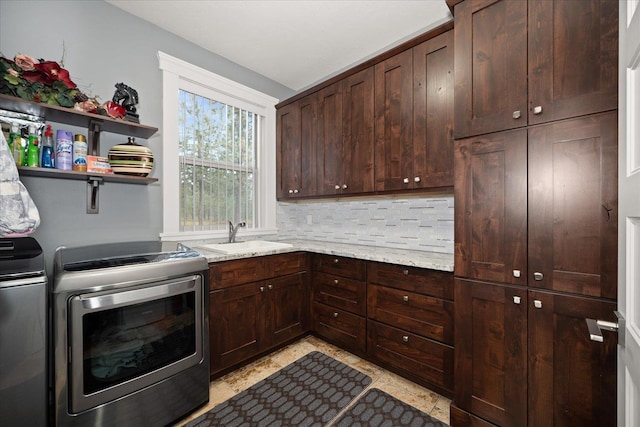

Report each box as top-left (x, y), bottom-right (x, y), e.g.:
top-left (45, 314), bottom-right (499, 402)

top-left (158, 51), bottom-right (278, 241)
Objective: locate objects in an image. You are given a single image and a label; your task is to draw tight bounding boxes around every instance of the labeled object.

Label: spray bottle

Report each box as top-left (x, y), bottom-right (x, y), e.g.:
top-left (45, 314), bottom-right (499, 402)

top-left (41, 124), bottom-right (55, 168)
top-left (27, 124), bottom-right (39, 167)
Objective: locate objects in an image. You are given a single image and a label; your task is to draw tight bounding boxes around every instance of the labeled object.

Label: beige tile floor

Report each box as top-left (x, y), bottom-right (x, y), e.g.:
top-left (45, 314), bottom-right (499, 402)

top-left (175, 335), bottom-right (451, 426)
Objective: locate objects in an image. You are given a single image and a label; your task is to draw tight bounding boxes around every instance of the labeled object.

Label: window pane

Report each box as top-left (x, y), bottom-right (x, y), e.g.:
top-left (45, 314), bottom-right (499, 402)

top-left (178, 90), bottom-right (256, 232)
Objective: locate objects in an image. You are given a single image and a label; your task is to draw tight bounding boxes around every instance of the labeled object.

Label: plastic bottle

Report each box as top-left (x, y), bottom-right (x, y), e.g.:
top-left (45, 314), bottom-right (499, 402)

top-left (41, 124), bottom-right (55, 168)
top-left (56, 130), bottom-right (73, 171)
top-left (73, 134), bottom-right (87, 172)
top-left (8, 123), bottom-right (21, 165)
top-left (27, 124), bottom-right (40, 167)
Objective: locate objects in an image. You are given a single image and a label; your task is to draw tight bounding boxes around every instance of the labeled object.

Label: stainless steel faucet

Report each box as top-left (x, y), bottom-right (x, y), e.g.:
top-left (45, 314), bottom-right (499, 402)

top-left (228, 220), bottom-right (246, 243)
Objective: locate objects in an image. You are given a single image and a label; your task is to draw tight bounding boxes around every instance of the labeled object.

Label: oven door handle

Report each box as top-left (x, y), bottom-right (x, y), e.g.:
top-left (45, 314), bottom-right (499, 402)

top-left (80, 275), bottom-right (198, 310)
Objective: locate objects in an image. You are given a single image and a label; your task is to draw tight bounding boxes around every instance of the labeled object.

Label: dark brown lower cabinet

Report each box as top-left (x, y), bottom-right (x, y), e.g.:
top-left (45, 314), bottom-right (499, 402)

top-left (453, 278), bottom-right (617, 427)
top-left (209, 254), bottom-right (309, 376)
top-left (313, 302), bottom-right (367, 352)
top-left (367, 320), bottom-right (454, 396)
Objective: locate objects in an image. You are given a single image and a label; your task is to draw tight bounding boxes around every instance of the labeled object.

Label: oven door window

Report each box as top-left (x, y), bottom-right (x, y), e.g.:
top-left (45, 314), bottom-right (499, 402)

top-left (83, 292), bottom-right (196, 394)
top-left (69, 275), bottom-right (204, 414)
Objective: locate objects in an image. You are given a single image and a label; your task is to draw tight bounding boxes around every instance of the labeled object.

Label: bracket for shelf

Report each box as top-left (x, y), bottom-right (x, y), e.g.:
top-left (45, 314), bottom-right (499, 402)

top-left (88, 120), bottom-right (102, 156)
top-left (87, 176), bottom-right (104, 214)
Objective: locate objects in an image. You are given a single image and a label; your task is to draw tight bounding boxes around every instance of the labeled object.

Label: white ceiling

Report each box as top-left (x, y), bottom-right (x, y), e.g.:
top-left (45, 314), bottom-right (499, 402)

top-left (105, 0), bottom-right (452, 92)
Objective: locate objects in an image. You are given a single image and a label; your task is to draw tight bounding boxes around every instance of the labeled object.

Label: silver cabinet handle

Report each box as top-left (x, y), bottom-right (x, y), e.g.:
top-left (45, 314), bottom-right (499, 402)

top-left (513, 296), bottom-right (521, 304)
top-left (333, 258), bottom-right (339, 264)
top-left (260, 286), bottom-right (265, 292)
top-left (414, 177), bottom-right (421, 183)
top-left (268, 284), bottom-right (273, 290)
top-left (342, 184), bottom-right (348, 189)
top-left (293, 189), bottom-right (299, 194)
top-left (403, 269), bottom-right (409, 275)
top-left (402, 335), bottom-right (409, 343)
top-left (534, 272), bottom-right (543, 281)
top-left (334, 185), bottom-right (340, 190)
top-left (533, 106), bottom-right (543, 115)
top-left (513, 110), bottom-right (521, 119)
top-left (288, 189), bottom-right (293, 194)
top-left (333, 312), bottom-right (339, 318)
top-left (334, 279), bottom-right (339, 284)
top-left (403, 178), bottom-right (409, 184)
top-left (534, 300), bottom-right (542, 309)
top-left (513, 270), bottom-right (521, 278)
top-left (402, 295), bottom-right (409, 302)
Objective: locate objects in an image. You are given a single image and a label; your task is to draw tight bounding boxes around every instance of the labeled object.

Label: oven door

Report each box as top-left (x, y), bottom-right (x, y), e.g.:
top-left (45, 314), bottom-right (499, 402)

top-left (68, 274), bottom-right (204, 414)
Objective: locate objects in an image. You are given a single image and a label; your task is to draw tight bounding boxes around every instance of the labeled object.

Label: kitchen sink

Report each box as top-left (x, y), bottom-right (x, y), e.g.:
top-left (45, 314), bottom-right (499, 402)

top-left (197, 240), bottom-right (293, 255)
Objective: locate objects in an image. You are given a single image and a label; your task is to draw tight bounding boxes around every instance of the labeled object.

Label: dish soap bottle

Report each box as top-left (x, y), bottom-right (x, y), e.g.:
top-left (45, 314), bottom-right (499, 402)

top-left (41, 124), bottom-right (55, 168)
top-left (27, 124), bottom-right (40, 167)
top-left (8, 122), bottom-right (21, 165)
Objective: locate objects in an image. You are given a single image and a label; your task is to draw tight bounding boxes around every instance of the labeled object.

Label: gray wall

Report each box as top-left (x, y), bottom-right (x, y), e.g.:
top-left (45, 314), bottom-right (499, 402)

top-left (0, 0), bottom-right (295, 273)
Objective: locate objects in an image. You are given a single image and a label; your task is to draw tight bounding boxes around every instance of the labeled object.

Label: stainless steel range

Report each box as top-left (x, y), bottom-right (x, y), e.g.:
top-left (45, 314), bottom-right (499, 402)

top-left (52, 241), bottom-right (209, 427)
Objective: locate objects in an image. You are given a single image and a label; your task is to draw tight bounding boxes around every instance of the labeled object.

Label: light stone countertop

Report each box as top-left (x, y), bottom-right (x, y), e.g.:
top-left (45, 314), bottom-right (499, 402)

top-left (195, 239), bottom-right (454, 272)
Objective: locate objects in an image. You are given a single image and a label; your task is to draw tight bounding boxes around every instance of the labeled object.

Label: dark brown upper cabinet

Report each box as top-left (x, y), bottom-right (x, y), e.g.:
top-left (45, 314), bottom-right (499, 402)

top-left (453, 0), bottom-right (618, 139)
top-left (455, 112), bottom-right (617, 299)
top-left (276, 95), bottom-right (318, 199)
top-left (374, 30), bottom-right (454, 192)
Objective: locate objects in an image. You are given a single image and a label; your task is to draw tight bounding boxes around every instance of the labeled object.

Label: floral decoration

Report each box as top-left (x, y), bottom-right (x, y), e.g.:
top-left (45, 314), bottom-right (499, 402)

top-left (0, 53), bottom-right (125, 119)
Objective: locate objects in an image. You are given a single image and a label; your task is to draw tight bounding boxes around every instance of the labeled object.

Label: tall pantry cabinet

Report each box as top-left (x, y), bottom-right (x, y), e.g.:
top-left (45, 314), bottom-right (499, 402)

top-left (449, 0), bottom-right (619, 426)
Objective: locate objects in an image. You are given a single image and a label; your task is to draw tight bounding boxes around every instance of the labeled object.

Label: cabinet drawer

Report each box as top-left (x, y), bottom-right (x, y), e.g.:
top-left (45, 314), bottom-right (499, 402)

top-left (313, 302), bottom-right (366, 353)
top-left (313, 254), bottom-right (366, 280)
top-left (367, 320), bottom-right (453, 396)
top-left (210, 258), bottom-right (266, 290)
top-left (367, 262), bottom-right (453, 300)
top-left (368, 284), bottom-right (453, 344)
top-left (268, 252), bottom-right (308, 277)
top-left (313, 272), bottom-right (366, 316)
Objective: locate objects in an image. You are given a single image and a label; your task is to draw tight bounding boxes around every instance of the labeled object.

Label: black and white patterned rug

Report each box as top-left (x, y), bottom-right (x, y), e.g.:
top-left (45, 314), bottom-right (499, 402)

top-left (186, 351), bottom-right (372, 427)
top-left (331, 388), bottom-right (449, 427)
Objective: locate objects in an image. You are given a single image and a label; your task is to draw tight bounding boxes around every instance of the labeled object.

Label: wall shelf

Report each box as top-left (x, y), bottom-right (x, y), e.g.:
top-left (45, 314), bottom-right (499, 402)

top-left (1, 94), bottom-right (159, 213)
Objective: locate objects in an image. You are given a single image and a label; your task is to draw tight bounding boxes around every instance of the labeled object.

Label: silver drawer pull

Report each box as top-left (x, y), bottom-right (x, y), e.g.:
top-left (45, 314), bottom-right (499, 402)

top-left (334, 279), bottom-right (339, 284)
top-left (513, 270), bottom-right (521, 278)
top-left (268, 284), bottom-right (273, 290)
top-left (403, 178), bottom-right (409, 184)
top-left (288, 189), bottom-right (293, 194)
top-left (333, 312), bottom-right (339, 318)
top-left (534, 272), bottom-right (543, 281)
top-left (513, 110), bottom-right (521, 119)
top-left (342, 184), bottom-right (348, 189)
top-left (533, 105), bottom-right (543, 115)
top-left (403, 269), bottom-right (409, 275)
top-left (293, 189), bottom-right (299, 194)
top-left (334, 184), bottom-right (341, 190)
top-left (260, 286), bottom-right (265, 292)
top-left (402, 335), bottom-right (409, 343)
top-left (414, 177), bottom-right (421, 183)
top-left (402, 295), bottom-right (409, 302)
top-left (513, 296), bottom-right (521, 304)
top-left (533, 300), bottom-right (542, 309)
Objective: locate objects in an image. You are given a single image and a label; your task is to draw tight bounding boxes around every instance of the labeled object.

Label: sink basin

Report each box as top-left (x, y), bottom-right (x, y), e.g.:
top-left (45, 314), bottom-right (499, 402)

top-left (198, 240), bottom-right (293, 255)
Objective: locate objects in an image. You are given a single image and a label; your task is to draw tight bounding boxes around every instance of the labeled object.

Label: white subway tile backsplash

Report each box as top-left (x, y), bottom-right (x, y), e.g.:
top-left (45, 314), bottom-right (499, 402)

top-left (277, 195), bottom-right (454, 254)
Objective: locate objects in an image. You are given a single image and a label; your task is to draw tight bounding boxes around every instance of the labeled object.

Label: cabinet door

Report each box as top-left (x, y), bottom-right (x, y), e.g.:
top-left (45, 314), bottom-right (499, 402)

top-left (528, 112), bottom-right (618, 298)
top-left (276, 102), bottom-right (300, 199)
top-left (317, 82), bottom-right (343, 195)
top-left (374, 49), bottom-right (414, 191)
top-left (528, 0), bottom-right (618, 125)
top-left (298, 94), bottom-right (318, 197)
top-left (454, 278), bottom-right (527, 427)
top-left (453, 0), bottom-right (527, 138)
top-left (265, 273), bottom-right (307, 349)
top-left (528, 291), bottom-right (617, 427)
top-left (342, 67), bottom-right (375, 194)
top-left (413, 29), bottom-right (454, 189)
top-left (209, 283), bottom-right (264, 373)
top-left (454, 129), bottom-right (528, 285)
